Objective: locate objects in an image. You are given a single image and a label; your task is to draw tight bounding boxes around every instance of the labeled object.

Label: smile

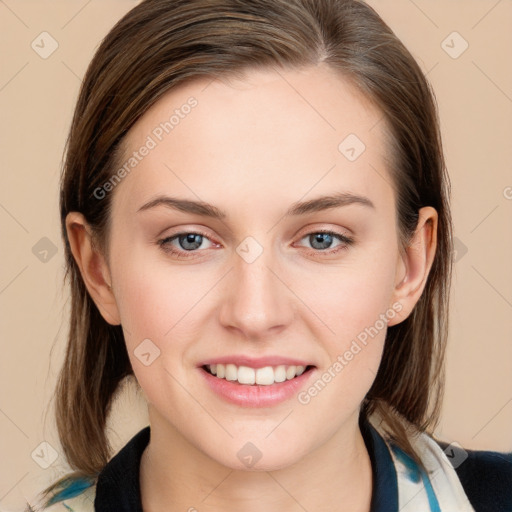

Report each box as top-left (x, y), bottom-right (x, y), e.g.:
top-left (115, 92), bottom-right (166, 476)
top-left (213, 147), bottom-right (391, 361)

top-left (199, 361), bottom-right (317, 407)
top-left (204, 363), bottom-right (311, 385)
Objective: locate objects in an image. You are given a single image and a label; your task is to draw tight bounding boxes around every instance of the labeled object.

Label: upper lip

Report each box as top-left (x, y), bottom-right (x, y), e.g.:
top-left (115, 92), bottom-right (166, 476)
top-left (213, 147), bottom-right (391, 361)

top-left (197, 355), bottom-right (315, 369)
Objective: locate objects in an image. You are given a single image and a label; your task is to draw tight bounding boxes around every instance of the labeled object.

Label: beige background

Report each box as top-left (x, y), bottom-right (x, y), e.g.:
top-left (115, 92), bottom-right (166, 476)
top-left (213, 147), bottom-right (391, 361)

top-left (1, 0), bottom-right (511, 509)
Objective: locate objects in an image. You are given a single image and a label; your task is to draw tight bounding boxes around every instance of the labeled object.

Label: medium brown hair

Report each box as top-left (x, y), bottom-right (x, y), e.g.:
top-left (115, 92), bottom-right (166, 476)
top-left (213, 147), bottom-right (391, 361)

top-left (32, 0), bottom-right (452, 507)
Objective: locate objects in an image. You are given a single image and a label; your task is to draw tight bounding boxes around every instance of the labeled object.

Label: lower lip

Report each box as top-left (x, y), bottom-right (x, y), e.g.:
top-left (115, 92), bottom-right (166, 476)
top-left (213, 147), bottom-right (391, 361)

top-left (199, 366), bottom-right (316, 408)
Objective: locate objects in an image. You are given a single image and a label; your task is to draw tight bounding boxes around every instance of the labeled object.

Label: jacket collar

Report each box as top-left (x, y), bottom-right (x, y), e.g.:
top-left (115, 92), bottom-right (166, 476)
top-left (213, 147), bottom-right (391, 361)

top-left (94, 417), bottom-right (398, 511)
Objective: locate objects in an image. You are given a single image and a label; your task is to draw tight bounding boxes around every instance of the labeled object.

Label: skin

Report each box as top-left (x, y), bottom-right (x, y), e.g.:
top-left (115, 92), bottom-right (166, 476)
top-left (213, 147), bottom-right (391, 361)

top-left (66, 63), bottom-right (437, 512)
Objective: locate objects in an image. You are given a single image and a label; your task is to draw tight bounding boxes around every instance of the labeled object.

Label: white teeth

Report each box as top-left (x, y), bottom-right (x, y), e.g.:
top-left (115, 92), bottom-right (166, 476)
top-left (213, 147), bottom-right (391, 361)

top-left (273, 365), bottom-right (287, 383)
top-left (225, 363), bottom-right (237, 381)
top-left (255, 366), bottom-right (274, 385)
top-left (238, 366), bottom-right (255, 384)
top-left (206, 363), bottom-right (308, 385)
top-left (286, 365), bottom-right (297, 380)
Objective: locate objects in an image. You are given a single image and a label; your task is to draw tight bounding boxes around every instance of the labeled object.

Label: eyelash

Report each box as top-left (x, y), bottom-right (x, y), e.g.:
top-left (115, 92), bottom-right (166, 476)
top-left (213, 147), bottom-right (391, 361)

top-left (157, 229), bottom-right (354, 260)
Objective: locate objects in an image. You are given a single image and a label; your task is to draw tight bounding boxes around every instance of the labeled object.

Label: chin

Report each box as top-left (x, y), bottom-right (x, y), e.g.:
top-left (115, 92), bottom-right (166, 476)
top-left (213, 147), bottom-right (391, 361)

top-left (204, 438), bottom-right (308, 472)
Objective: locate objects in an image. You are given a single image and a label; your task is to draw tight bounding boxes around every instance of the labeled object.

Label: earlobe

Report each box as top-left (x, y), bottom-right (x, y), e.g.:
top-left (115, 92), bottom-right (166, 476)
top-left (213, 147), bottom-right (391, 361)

top-left (388, 207), bottom-right (438, 327)
top-left (65, 212), bottom-right (121, 325)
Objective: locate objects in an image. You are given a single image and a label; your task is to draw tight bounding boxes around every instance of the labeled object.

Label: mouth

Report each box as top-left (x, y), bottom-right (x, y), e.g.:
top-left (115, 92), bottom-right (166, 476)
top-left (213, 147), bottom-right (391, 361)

top-left (201, 363), bottom-right (316, 386)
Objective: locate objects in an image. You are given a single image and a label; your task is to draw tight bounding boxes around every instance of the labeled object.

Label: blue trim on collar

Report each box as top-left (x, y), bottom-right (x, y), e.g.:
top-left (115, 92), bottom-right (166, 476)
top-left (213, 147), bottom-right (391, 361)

top-left (389, 444), bottom-right (441, 512)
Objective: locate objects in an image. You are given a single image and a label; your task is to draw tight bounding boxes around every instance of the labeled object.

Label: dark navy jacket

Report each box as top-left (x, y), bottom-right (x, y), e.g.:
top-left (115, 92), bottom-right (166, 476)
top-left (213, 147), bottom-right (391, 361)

top-left (93, 419), bottom-right (512, 511)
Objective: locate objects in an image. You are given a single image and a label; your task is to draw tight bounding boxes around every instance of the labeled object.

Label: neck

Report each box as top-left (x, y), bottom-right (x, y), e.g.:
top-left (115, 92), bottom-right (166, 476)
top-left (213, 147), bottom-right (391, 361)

top-left (140, 407), bottom-right (373, 512)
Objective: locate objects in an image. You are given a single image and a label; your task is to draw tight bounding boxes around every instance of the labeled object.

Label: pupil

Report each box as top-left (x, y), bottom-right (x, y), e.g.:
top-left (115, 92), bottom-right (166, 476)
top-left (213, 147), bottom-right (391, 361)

top-left (180, 233), bottom-right (202, 250)
top-left (311, 233), bottom-right (333, 250)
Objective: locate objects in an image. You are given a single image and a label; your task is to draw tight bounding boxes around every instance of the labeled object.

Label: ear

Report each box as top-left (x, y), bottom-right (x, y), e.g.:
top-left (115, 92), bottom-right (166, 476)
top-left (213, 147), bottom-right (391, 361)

top-left (387, 206), bottom-right (438, 327)
top-left (65, 212), bottom-right (121, 325)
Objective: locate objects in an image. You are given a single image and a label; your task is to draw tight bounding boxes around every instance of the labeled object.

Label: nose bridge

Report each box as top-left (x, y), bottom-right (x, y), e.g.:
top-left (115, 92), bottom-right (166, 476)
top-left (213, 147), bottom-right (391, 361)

top-left (218, 236), bottom-right (293, 337)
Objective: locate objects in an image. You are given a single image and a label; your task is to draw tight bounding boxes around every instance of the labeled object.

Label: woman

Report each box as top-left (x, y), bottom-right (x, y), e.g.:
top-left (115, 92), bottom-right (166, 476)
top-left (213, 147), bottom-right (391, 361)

top-left (26, 0), bottom-right (511, 511)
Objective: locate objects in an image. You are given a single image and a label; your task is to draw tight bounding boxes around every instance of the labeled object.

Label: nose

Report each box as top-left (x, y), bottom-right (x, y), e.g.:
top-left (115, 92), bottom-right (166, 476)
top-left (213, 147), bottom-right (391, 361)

top-left (218, 241), bottom-right (295, 340)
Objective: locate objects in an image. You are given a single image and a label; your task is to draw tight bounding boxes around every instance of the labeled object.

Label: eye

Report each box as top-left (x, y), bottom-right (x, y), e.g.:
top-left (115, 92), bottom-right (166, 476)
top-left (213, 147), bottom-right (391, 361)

top-left (296, 230), bottom-right (354, 255)
top-left (157, 228), bottom-right (354, 260)
top-left (158, 231), bottom-right (217, 258)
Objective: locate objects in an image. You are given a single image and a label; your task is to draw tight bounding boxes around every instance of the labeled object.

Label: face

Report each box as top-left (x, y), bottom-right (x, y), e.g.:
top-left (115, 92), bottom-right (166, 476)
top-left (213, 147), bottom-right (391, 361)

top-left (102, 64), bottom-right (407, 470)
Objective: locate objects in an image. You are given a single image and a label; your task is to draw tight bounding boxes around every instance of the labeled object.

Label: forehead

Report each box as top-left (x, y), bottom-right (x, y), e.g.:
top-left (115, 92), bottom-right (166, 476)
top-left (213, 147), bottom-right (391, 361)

top-left (112, 63), bottom-right (393, 217)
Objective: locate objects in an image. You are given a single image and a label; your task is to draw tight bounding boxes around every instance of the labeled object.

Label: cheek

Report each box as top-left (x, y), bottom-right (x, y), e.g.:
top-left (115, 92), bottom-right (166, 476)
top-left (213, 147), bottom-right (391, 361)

top-left (110, 248), bottom-right (222, 398)
top-left (294, 245), bottom-right (398, 347)
top-left (292, 245), bottom-right (398, 401)
top-left (111, 241), bottom-right (208, 339)
top-left (112, 265), bottom-right (202, 404)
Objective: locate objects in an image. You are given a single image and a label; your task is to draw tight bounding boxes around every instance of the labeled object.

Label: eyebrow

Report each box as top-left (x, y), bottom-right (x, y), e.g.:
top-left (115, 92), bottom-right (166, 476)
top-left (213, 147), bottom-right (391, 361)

top-left (137, 192), bottom-right (375, 219)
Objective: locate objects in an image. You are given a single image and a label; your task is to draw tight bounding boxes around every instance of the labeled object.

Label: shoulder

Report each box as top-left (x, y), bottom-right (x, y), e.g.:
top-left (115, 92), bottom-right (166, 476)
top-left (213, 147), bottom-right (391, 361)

top-left (436, 439), bottom-right (512, 512)
top-left (367, 412), bottom-right (512, 512)
top-left (24, 427), bottom-right (149, 512)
